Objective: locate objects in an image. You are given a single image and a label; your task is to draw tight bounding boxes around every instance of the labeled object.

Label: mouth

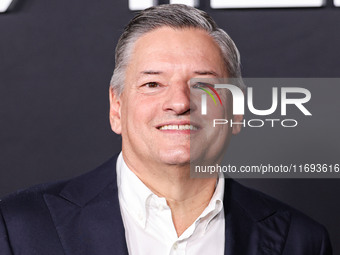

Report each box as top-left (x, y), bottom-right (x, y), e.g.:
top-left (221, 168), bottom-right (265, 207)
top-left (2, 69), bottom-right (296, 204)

top-left (158, 124), bottom-right (198, 131)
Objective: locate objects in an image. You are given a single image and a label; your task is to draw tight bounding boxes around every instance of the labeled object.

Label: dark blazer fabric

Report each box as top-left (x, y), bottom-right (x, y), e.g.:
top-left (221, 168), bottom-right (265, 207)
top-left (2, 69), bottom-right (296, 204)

top-left (0, 155), bottom-right (332, 255)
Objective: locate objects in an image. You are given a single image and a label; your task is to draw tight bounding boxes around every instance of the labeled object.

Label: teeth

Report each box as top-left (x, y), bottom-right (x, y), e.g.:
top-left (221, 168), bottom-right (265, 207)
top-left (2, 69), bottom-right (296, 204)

top-left (159, 125), bottom-right (198, 130)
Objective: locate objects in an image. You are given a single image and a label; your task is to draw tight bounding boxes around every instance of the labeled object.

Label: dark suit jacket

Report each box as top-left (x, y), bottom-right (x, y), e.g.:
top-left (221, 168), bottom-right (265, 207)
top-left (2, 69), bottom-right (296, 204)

top-left (0, 155), bottom-right (332, 255)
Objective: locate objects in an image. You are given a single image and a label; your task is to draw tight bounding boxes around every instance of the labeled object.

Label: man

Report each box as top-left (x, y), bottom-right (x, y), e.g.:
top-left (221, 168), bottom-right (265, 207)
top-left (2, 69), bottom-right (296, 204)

top-left (0, 4), bottom-right (332, 255)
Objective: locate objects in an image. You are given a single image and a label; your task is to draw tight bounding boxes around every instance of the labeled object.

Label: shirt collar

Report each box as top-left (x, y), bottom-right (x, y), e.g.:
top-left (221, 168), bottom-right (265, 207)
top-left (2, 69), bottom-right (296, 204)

top-left (116, 152), bottom-right (153, 228)
top-left (199, 176), bottom-right (224, 232)
top-left (117, 152), bottom-right (225, 232)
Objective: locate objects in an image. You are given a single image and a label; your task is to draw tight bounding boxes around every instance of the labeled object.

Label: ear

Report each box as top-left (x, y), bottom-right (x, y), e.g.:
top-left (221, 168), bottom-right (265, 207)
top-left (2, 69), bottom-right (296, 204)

top-left (109, 87), bottom-right (122, 135)
top-left (232, 114), bottom-right (243, 135)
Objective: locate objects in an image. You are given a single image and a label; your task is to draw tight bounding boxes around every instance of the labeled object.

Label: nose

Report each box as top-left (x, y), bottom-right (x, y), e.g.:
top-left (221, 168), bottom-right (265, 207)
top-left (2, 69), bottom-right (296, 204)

top-left (162, 81), bottom-right (190, 115)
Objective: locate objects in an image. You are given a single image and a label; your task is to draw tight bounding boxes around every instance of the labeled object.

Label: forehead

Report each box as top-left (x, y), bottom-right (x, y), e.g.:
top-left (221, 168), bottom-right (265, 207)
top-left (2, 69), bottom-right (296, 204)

top-left (127, 27), bottom-right (226, 76)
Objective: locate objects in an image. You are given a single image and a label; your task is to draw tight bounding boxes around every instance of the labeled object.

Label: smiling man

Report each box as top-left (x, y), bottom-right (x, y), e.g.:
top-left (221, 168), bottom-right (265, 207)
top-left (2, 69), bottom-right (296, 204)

top-left (109, 25), bottom-right (237, 252)
top-left (0, 4), bottom-right (332, 255)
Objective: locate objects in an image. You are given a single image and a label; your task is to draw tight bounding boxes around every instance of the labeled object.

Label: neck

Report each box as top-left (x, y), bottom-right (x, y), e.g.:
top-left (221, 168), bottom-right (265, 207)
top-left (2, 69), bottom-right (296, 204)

top-left (123, 153), bottom-right (217, 237)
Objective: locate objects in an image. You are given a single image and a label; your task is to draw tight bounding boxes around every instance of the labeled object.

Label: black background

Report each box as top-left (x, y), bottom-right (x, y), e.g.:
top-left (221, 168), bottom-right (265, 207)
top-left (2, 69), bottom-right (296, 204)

top-left (1, 0), bottom-right (339, 253)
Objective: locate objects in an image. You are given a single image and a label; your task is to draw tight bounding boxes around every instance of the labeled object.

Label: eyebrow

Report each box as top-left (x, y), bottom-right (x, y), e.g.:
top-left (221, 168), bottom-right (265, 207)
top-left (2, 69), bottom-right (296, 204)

top-left (140, 70), bottom-right (163, 75)
top-left (194, 71), bottom-right (219, 77)
top-left (140, 70), bottom-right (219, 76)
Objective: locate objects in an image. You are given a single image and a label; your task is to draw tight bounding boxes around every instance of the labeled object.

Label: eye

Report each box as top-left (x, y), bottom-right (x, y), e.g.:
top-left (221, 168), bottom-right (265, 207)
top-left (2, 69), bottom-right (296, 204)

top-left (138, 81), bottom-right (165, 94)
top-left (143, 82), bottom-right (160, 88)
top-left (192, 82), bottom-right (212, 89)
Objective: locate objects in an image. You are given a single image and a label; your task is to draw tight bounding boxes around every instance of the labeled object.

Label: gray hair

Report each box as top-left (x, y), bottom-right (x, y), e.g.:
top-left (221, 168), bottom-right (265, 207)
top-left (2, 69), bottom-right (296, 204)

top-left (110, 4), bottom-right (243, 95)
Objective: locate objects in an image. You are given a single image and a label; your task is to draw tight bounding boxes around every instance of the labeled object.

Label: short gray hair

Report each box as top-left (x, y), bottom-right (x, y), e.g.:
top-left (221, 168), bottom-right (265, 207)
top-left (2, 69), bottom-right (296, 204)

top-left (110, 4), bottom-right (243, 95)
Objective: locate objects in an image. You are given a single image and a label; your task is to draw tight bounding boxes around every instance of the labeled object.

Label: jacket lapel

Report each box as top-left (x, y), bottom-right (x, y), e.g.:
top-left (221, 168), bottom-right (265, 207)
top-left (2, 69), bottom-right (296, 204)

top-left (44, 156), bottom-right (128, 255)
top-left (224, 179), bottom-right (291, 255)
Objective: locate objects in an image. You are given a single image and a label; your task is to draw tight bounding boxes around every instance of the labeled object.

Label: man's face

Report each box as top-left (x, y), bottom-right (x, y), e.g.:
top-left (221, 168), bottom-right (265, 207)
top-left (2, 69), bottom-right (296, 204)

top-left (110, 27), bottom-right (242, 169)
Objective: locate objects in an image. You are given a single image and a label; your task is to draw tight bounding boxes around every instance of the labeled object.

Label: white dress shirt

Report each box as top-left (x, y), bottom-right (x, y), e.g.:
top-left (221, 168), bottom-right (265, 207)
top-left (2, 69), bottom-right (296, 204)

top-left (116, 152), bottom-right (225, 255)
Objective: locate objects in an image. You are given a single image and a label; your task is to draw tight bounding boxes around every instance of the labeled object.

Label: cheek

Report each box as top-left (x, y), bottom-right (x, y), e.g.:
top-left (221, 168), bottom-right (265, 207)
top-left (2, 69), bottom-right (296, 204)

top-left (202, 100), bottom-right (233, 144)
top-left (122, 96), bottom-right (160, 131)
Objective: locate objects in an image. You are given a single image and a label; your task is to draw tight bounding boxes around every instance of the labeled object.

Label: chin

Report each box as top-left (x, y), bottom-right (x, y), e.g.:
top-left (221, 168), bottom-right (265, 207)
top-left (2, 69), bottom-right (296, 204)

top-left (159, 150), bottom-right (191, 166)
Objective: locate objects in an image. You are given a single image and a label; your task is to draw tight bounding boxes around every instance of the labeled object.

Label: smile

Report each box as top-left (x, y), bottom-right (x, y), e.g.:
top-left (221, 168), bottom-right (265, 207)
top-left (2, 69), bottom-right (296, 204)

top-left (158, 124), bottom-right (198, 131)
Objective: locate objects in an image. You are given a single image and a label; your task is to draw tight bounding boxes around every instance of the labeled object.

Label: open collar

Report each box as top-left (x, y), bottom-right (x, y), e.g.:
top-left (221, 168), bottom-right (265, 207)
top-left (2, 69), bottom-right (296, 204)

top-left (43, 155), bottom-right (290, 255)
